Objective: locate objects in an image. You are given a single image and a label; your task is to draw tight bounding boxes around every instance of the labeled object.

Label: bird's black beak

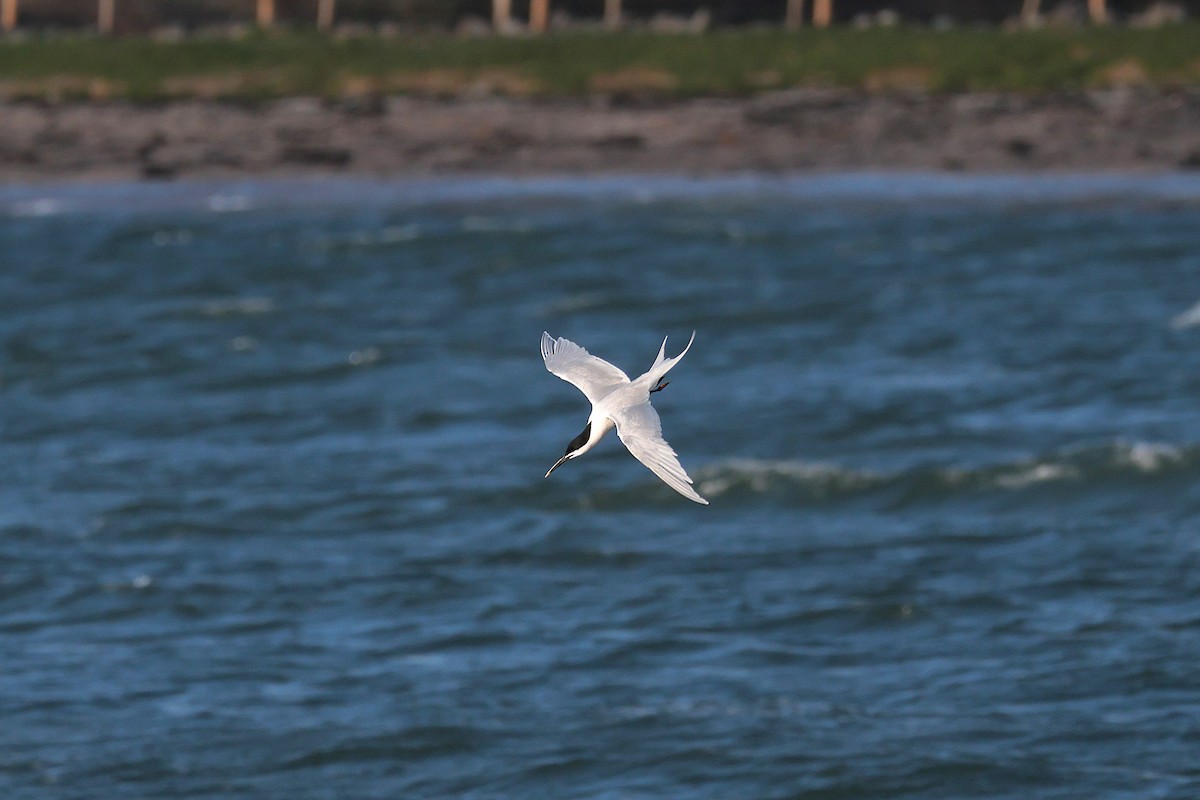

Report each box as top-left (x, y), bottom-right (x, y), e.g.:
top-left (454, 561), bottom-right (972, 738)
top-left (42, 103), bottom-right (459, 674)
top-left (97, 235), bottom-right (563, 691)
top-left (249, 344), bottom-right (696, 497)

top-left (545, 454), bottom-right (570, 478)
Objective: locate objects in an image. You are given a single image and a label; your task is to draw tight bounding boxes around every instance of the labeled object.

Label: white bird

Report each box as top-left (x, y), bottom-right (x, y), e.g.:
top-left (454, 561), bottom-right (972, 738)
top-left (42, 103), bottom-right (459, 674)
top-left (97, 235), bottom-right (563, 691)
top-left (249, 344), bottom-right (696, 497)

top-left (541, 331), bottom-right (708, 505)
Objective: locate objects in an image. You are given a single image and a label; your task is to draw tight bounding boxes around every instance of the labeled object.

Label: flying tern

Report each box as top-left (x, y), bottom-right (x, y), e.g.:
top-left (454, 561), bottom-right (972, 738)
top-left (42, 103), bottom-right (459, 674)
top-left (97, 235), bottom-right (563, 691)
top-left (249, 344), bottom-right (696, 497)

top-left (541, 331), bottom-right (708, 505)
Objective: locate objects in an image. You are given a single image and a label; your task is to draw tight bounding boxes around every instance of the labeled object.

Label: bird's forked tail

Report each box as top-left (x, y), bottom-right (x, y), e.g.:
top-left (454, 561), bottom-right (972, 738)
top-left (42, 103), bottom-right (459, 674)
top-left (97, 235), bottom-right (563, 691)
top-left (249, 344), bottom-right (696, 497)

top-left (647, 330), bottom-right (696, 385)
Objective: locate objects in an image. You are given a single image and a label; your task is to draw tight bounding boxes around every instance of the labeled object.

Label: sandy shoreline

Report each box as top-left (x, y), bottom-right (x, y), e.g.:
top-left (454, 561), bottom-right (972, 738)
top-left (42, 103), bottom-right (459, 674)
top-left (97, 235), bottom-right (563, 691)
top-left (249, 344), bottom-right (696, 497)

top-left (2, 89), bottom-right (1199, 183)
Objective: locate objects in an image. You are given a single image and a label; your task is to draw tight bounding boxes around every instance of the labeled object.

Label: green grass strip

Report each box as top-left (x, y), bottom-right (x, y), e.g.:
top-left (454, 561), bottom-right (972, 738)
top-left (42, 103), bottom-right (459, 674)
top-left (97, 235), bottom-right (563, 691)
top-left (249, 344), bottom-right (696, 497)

top-left (0, 24), bottom-right (1197, 101)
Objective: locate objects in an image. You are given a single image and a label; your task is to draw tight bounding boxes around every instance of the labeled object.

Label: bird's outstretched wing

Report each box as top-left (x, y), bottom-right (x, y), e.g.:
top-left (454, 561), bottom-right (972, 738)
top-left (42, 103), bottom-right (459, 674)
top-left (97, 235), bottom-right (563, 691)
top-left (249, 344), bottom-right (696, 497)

top-left (541, 332), bottom-right (630, 405)
top-left (610, 401), bottom-right (708, 505)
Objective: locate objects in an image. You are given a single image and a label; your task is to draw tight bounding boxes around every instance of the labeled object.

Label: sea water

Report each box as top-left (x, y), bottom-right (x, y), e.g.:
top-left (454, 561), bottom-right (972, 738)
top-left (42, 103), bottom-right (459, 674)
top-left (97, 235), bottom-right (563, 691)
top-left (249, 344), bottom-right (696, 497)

top-left (3, 174), bottom-right (1200, 798)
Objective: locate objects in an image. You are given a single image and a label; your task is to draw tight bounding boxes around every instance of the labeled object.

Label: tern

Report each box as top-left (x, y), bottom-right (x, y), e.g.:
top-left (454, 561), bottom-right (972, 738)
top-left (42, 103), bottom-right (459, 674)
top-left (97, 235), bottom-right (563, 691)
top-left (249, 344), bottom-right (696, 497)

top-left (541, 331), bottom-right (708, 505)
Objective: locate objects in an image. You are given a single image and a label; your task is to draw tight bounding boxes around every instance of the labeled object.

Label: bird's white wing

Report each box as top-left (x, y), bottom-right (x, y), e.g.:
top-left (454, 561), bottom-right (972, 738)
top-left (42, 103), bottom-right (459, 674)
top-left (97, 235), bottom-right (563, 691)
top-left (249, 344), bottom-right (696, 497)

top-left (541, 332), bottom-right (630, 405)
top-left (610, 401), bottom-right (708, 505)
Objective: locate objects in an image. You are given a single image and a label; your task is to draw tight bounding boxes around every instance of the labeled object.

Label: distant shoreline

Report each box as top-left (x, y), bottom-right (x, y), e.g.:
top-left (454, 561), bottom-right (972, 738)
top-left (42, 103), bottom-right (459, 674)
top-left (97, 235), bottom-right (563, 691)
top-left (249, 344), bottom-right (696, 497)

top-left (2, 89), bottom-right (1199, 184)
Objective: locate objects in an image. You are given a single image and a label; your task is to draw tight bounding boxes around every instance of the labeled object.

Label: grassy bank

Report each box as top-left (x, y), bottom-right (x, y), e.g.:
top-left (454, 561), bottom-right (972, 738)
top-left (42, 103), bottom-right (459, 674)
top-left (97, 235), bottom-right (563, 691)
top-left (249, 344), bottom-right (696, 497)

top-left (1, 24), bottom-right (1198, 101)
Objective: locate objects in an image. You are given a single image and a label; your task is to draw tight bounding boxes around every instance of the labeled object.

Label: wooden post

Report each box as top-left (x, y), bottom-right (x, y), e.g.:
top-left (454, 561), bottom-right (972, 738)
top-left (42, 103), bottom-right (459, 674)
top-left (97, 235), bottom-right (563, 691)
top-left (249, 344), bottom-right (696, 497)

top-left (529, 0), bottom-right (549, 33)
top-left (256, 0), bottom-right (274, 27)
top-left (492, 0), bottom-right (511, 32)
top-left (98, 0), bottom-right (114, 34)
top-left (317, 0), bottom-right (335, 30)
top-left (1087, 0), bottom-right (1108, 24)
top-left (1020, 0), bottom-right (1041, 27)
top-left (812, 0), bottom-right (832, 28)
top-left (603, 0), bottom-right (621, 30)
top-left (1, 0), bottom-right (18, 33)
top-left (785, 0), bottom-right (806, 29)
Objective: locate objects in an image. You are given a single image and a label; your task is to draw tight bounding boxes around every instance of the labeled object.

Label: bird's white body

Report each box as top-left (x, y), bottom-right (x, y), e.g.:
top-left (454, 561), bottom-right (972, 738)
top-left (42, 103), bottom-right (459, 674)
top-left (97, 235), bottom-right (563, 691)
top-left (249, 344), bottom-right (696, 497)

top-left (541, 331), bottom-right (708, 505)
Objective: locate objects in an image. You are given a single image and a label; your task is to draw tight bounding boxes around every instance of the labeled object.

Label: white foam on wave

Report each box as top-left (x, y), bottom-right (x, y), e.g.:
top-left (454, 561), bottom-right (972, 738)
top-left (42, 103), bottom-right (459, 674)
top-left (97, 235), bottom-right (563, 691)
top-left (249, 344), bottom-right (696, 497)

top-left (152, 229), bottom-right (194, 247)
top-left (1121, 441), bottom-right (1185, 472)
top-left (378, 224), bottom-right (421, 243)
top-left (348, 347), bottom-right (381, 366)
top-left (10, 198), bottom-right (61, 217)
top-left (201, 297), bottom-right (275, 317)
top-left (697, 458), bottom-right (878, 498)
top-left (206, 193), bottom-right (252, 212)
top-left (337, 224), bottom-right (422, 248)
top-left (541, 292), bottom-right (612, 315)
top-left (229, 335), bottom-right (258, 352)
top-left (102, 573), bottom-right (153, 592)
top-left (460, 215), bottom-right (534, 233)
top-left (1171, 300), bottom-right (1200, 330)
top-left (694, 440), bottom-right (1195, 501)
top-left (993, 462), bottom-right (1078, 489)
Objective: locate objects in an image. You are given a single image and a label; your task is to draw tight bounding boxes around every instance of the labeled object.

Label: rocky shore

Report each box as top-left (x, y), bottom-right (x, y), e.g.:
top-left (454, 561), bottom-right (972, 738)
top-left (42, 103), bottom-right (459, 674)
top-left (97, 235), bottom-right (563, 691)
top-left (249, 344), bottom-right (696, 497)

top-left (2, 88), bottom-right (1199, 183)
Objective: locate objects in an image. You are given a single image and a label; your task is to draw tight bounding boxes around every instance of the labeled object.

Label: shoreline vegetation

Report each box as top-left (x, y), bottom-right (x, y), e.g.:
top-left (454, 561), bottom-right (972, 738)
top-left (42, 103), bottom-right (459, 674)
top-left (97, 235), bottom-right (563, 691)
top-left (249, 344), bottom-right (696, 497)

top-left (1, 25), bottom-right (1198, 101)
top-left (1, 26), bottom-right (1198, 182)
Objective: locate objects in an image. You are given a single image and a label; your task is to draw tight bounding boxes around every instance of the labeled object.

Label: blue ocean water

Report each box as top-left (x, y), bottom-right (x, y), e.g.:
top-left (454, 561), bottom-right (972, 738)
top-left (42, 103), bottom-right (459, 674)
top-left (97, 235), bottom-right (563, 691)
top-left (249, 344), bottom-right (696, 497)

top-left (3, 174), bottom-right (1200, 799)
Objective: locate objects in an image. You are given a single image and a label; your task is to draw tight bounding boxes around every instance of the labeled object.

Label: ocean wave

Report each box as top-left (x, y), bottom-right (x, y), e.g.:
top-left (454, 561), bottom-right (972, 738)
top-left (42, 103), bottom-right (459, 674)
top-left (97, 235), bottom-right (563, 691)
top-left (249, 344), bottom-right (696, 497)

top-left (312, 224), bottom-right (423, 251)
top-left (540, 291), bottom-right (620, 315)
top-left (205, 193), bottom-right (252, 213)
top-left (460, 215), bottom-right (536, 234)
top-left (693, 441), bottom-right (1199, 505)
top-left (1170, 300), bottom-right (1200, 330)
top-left (697, 459), bottom-right (884, 500)
top-left (199, 296), bottom-right (275, 317)
top-left (8, 198), bottom-right (62, 217)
